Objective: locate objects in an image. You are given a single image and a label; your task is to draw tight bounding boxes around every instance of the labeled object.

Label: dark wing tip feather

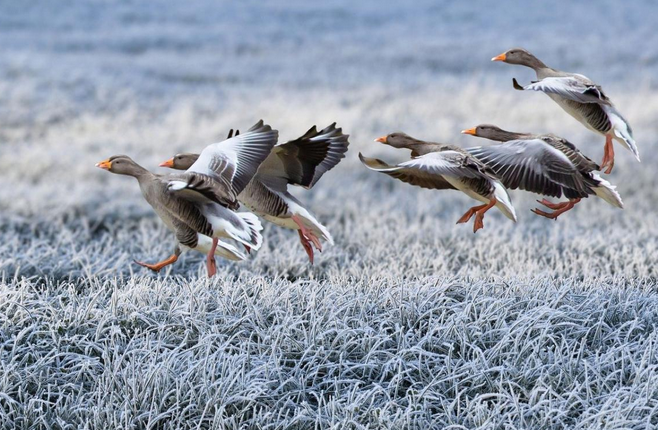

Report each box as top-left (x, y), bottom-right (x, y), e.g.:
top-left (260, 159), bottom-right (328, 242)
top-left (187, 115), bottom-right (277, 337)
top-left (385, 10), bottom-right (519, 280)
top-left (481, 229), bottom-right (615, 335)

top-left (299, 125), bottom-right (319, 140)
top-left (247, 119), bottom-right (271, 133)
top-left (512, 78), bottom-right (524, 91)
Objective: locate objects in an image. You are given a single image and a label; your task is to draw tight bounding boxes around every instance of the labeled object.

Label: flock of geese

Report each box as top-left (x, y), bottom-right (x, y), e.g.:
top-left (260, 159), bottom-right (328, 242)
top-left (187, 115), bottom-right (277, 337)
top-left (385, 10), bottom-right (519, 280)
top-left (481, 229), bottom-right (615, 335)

top-left (96, 48), bottom-right (638, 276)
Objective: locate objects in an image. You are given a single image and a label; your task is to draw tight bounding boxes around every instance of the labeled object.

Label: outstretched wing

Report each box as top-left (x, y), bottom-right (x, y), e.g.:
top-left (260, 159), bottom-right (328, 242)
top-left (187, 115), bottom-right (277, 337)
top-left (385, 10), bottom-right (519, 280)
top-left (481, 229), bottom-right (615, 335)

top-left (360, 152), bottom-right (455, 190)
top-left (513, 76), bottom-right (611, 105)
top-left (468, 139), bottom-right (593, 198)
top-left (169, 120), bottom-right (278, 207)
top-left (257, 123), bottom-right (350, 191)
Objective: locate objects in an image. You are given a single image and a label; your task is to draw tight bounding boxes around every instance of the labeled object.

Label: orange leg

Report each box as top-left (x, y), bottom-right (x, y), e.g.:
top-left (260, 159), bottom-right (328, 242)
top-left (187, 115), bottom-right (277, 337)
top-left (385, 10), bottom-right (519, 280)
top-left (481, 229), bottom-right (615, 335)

top-left (601, 135), bottom-right (615, 174)
top-left (206, 238), bottom-right (218, 278)
top-left (134, 254), bottom-right (178, 272)
top-left (471, 199), bottom-right (497, 233)
top-left (297, 230), bottom-right (314, 265)
top-left (292, 214), bottom-right (322, 252)
top-left (456, 203), bottom-right (487, 224)
top-left (532, 198), bottom-right (581, 220)
top-left (536, 199), bottom-right (572, 210)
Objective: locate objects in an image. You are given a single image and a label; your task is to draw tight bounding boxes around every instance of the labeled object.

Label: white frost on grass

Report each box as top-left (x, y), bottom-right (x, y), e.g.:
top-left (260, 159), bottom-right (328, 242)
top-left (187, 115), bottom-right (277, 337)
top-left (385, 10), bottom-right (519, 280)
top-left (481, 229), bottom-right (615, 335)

top-left (1, 276), bottom-right (658, 428)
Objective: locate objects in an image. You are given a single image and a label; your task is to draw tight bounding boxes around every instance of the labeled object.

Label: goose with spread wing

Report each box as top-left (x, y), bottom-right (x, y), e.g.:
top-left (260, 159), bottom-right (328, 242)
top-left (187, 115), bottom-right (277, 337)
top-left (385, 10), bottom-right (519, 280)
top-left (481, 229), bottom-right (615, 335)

top-left (492, 48), bottom-right (638, 173)
top-left (462, 124), bottom-right (623, 219)
top-left (359, 132), bottom-right (516, 232)
top-left (95, 155), bottom-right (252, 276)
top-left (161, 123), bottom-right (349, 264)
top-left (96, 120), bottom-right (277, 276)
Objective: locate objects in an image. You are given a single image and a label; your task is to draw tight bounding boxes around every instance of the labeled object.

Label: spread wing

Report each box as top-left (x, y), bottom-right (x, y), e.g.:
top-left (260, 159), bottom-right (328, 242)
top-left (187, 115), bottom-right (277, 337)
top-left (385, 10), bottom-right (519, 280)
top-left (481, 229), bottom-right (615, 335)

top-left (168, 120), bottom-right (278, 207)
top-left (257, 123), bottom-right (350, 191)
top-left (513, 76), bottom-right (611, 105)
top-left (359, 150), bottom-right (497, 193)
top-left (467, 139), bottom-right (593, 198)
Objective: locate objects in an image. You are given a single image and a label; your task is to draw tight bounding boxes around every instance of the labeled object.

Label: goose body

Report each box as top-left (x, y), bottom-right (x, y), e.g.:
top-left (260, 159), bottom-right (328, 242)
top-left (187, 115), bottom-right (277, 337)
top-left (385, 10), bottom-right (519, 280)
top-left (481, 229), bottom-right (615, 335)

top-left (95, 156), bottom-right (256, 275)
top-left (462, 124), bottom-right (623, 219)
top-left (161, 123), bottom-right (349, 263)
top-left (96, 120), bottom-right (277, 276)
top-left (360, 132), bottom-right (516, 232)
top-left (138, 174), bottom-right (256, 258)
top-left (493, 48), bottom-right (638, 173)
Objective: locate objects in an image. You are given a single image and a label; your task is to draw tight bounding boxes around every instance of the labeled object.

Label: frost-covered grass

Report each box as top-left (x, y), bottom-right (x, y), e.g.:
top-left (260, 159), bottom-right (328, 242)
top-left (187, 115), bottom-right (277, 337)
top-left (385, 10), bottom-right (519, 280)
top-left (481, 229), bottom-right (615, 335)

top-left (2, 276), bottom-right (658, 428)
top-left (2, 1), bottom-right (658, 428)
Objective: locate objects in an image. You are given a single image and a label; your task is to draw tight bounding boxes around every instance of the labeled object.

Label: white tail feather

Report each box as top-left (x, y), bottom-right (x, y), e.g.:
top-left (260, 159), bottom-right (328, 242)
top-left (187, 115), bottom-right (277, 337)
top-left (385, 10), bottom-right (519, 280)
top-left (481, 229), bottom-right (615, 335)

top-left (591, 173), bottom-right (624, 208)
top-left (203, 205), bottom-right (264, 251)
top-left (493, 182), bottom-right (517, 222)
top-left (194, 235), bottom-right (247, 261)
top-left (604, 105), bottom-right (640, 162)
top-left (312, 220), bottom-right (334, 246)
top-left (236, 212), bottom-right (264, 250)
top-left (291, 206), bottom-right (334, 246)
top-left (167, 181), bottom-right (188, 191)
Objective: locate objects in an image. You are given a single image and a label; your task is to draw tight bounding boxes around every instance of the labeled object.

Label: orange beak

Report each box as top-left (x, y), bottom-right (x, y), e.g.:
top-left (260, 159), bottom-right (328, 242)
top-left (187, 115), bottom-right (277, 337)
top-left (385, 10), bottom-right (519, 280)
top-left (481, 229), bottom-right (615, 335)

top-left (95, 159), bottom-right (112, 170)
top-left (461, 127), bottom-right (477, 135)
top-left (491, 52), bottom-right (507, 62)
top-left (374, 135), bottom-right (388, 144)
top-left (159, 158), bottom-right (174, 168)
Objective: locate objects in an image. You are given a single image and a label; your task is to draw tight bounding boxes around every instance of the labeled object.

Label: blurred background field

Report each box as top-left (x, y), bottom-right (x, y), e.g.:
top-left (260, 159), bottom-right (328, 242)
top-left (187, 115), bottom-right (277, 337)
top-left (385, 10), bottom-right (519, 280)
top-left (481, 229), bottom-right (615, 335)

top-left (1, 1), bottom-right (657, 428)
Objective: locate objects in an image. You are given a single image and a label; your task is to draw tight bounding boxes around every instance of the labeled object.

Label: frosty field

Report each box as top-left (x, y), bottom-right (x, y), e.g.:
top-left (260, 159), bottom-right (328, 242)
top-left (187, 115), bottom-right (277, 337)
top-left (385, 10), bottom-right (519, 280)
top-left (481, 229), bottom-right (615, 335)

top-left (1, 1), bottom-right (658, 428)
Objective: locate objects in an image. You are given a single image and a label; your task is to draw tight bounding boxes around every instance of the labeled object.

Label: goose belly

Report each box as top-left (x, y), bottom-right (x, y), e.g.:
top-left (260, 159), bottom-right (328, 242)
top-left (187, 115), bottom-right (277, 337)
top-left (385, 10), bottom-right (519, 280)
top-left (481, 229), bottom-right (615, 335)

top-left (261, 213), bottom-right (298, 230)
top-left (443, 176), bottom-right (492, 204)
top-left (548, 94), bottom-right (611, 135)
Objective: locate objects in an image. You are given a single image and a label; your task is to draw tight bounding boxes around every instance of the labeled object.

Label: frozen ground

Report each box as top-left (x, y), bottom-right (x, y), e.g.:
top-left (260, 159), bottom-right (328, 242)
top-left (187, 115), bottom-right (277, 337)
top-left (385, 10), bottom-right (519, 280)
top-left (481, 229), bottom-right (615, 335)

top-left (1, 1), bottom-right (657, 428)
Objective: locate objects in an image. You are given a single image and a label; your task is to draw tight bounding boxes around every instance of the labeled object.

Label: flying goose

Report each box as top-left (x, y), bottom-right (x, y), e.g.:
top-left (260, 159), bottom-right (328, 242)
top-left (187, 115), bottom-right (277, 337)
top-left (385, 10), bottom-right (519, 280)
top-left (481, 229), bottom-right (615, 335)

top-left (359, 132), bottom-right (517, 232)
top-left (160, 123), bottom-right (350, 264)
top-left (492, 48), bottom-right (638, 173)
top-left (95, 155), bottom-right (256, 276)
top-left (462, 124), bottom-right (623, 219)
top-left (96, 120), bottom-right (277, 276)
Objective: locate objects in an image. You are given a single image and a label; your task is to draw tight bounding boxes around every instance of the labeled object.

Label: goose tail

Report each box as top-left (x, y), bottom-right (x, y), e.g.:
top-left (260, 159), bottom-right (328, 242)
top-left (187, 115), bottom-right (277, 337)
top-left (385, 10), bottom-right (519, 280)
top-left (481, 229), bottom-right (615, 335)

top-left (591, 173), bottom-right (624, 208)
top-left (493, 182), bottom-right (517, 222)
top-left (604, 105), bottom-right (640, 162)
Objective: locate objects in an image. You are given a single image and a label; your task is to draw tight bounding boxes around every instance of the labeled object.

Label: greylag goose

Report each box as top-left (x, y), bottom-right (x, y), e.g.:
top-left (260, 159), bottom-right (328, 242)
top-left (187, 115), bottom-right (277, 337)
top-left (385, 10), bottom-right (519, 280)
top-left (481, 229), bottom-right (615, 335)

top-left (160, 123), bottom-right (349, 264)
top-left (462, 124), bottom-right (623, 219)
top-left (492, 48), bottom-right (638, 173)
top-left (95, 155), bottom-right (253, 275)
top-left (359, 132), bottom-right (516, 233)
top-left (96, 120), bottom-right (277, 276)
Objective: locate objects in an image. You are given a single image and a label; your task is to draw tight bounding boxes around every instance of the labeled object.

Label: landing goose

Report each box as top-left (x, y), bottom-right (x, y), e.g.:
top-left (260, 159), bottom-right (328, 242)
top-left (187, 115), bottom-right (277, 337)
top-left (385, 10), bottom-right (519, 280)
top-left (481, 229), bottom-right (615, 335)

top-left (492, 48), bottom-right (638, 173)
top-left (96, 120), bottom-right (276, 276)
top-left (462, 124), bottom-right (623, 219)
top-left (95, 155), bottom-right (255, 276)
top-left (359, 132), bottom-right (516, 232)
top-left (161, 123), bottom-right (349, 264)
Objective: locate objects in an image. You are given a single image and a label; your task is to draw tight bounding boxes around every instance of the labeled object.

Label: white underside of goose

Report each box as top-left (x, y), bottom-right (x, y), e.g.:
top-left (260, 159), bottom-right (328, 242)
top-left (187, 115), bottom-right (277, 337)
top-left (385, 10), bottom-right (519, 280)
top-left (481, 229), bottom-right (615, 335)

top-left (243, 190), bottom-right (334, 246)
top-left (200, 204), bottom-right (263, 250)
top-left (182, 234), bottom-right (247, 261)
